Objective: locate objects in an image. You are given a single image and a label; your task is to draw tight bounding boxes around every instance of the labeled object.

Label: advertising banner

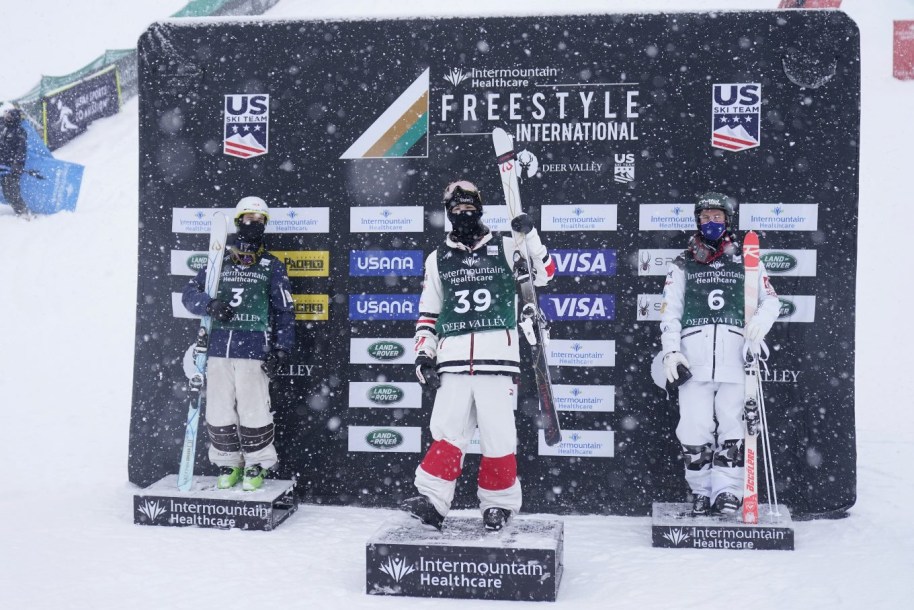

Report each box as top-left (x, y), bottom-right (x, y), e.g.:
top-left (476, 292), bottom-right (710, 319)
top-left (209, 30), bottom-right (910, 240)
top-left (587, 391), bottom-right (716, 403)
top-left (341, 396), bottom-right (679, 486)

top-left (42, 65), bottom-right (120, 150)
top-left (131, 12), bottom-right (860, 517)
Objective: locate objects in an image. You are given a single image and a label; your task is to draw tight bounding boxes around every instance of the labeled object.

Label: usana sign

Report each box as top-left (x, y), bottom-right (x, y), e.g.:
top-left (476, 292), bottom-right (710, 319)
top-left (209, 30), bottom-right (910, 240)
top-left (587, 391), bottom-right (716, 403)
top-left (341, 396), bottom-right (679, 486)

top-left (130, 11), bottom-right (860, 517)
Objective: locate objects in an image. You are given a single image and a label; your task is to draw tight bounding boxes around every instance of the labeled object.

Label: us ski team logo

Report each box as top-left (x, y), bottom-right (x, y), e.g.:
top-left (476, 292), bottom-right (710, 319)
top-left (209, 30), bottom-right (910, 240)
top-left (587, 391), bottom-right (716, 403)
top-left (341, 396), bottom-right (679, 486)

top-left (711, 83), bottom-right (761, 152)
top-left (224, 94), bottom-right (269, 158)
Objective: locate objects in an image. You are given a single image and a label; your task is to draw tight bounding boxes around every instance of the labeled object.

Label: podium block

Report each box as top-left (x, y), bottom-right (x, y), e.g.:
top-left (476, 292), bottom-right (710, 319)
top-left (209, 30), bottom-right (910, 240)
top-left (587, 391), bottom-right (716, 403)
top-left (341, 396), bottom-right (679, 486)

top-left (652, 502), bottom-right (794, 550)
top-left (133, 474), bottom-right (297, 531)
top-left (367, 515), bottom-right (563, 601)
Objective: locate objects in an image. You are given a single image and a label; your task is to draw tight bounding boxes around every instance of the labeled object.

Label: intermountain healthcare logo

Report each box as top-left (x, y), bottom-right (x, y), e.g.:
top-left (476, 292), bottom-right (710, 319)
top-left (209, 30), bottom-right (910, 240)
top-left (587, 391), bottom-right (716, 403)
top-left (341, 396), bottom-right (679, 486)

top-left (171, 208), bottom-right (330, 234)
top-left (224, 94), bottom-right (269, 158)
top-left (137, 499), bottom-right (167, 522)
top-left (380, 557), bottom-right (417, 583)
top-left (541, 204), bottom-right (617, 232)
top-left (639, 204), bottom-right (696, 231)
top-left (663, 528), bottom-right (691, 546)
top-left (552, 385), bottom-right (615, 412)
top-left (711, 83), bottom-right (761, 151)
top-left (350, 207), bottom-right (424, 233)
top-left (547, 340), bottom-right (615, 367)
top-left (538, 429), bottom-right (614, 457)
top-left (341, 68), bottom-right (428, 159)
top-left (738, 204), bottom-right (819, 232)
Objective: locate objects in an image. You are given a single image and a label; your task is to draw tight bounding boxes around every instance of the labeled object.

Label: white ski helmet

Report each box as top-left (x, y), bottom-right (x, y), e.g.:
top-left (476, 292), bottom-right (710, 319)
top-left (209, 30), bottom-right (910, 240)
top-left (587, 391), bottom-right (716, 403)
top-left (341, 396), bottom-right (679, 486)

top-left (234, 196), bottom-right (270, 224)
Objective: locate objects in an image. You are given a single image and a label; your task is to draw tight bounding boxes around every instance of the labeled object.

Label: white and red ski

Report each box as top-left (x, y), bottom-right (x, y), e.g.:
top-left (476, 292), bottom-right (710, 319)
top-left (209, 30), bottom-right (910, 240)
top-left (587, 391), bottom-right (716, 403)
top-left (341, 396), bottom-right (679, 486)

top-left (742, 230), bottom-right (761, 524)
top-left (492, 127), bottom-right (562, 446)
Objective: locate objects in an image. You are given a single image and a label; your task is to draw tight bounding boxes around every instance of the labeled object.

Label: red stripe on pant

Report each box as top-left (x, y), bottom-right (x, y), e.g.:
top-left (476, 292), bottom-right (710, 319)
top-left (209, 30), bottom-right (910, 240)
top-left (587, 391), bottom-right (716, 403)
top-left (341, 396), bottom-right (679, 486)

top-left (419, 440), bottom-right (463, 481)
top-left (478, 454), bottom-right (517, 491)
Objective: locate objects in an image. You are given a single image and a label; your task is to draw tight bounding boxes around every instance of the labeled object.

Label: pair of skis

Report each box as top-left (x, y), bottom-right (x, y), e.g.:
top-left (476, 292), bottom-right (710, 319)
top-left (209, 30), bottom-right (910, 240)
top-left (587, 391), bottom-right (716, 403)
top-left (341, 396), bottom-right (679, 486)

top-left (742, 231), bottom-right (779, 523)
top-left (492, 128), bottom-right (562, 447)
top-left (177, 213), bottom-right (228, 491)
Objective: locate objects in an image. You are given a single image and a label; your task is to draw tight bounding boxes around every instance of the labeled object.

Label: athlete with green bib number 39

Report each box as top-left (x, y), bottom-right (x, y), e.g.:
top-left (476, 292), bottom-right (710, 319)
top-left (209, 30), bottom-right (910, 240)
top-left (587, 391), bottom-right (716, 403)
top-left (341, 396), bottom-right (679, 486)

top-left (659, 193), bottom-right (780, 516)
top-left (402, 180), bottom-right (556, 532)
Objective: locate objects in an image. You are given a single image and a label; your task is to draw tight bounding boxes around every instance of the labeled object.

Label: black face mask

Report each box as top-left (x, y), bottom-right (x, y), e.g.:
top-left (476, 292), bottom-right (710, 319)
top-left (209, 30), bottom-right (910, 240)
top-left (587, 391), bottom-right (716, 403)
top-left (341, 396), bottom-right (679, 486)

top-left (236, 220), bottom-right (266, 246)
top-left (448, 210), bottom-right (485, 245)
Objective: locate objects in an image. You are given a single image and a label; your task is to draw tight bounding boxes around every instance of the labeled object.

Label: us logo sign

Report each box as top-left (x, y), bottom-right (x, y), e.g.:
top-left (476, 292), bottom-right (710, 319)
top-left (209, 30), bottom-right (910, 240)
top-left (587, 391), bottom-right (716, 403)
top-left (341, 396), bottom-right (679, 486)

top-left (224, 94), bottom-right (269, 158)
top-left (711, 83), bottom-right (760, 152)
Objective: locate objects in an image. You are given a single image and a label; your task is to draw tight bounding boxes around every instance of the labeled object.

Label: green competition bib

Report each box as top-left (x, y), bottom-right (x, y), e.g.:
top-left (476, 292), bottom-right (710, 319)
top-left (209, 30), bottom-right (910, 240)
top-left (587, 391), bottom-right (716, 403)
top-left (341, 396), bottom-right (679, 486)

top-left (435, 240), bottom-right (516, 337)
top-left (680, 256), bottom-right (745, 328)
top-left (213, 259), bottom-right (272, 332)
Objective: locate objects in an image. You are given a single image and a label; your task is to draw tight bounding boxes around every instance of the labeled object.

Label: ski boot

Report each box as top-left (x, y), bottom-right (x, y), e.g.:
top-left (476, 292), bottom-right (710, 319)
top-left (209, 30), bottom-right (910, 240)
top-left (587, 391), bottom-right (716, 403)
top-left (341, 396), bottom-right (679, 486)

top-left (690, 494), bottom-right (712, 517)
top-left (401, 495), bottom-right (444, 530)
top-left (712, 492), bottom-right (741, 515)
top-left (483, 508), bottom-right (512, 532)
top-left (242, 465), bottom-right (268, 491)
top-left (216, 466), bottom-right (243, 489)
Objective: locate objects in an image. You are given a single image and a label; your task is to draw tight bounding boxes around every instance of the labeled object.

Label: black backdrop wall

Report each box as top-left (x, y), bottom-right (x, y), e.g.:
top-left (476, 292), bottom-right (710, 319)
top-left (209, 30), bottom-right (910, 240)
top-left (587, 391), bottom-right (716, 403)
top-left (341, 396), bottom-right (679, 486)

top-left (129, 11), bottom-right (860, 517)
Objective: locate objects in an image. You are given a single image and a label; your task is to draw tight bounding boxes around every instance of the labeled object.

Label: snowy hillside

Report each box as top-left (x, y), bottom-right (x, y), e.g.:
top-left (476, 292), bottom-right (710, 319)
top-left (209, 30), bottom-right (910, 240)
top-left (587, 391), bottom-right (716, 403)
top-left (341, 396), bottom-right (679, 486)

top-left (1, 1), bottom-right (913, 609)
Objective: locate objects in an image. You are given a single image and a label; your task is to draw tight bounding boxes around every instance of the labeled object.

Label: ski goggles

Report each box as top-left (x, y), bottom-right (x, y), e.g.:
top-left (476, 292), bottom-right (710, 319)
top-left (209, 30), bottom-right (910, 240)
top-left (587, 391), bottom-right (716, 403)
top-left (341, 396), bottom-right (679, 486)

top-left (443, 180), bottom-right (482, 206)
top-left (228, 246), bottom-right (258, 266)
top-left (235, 212), bottom-right (267, 224)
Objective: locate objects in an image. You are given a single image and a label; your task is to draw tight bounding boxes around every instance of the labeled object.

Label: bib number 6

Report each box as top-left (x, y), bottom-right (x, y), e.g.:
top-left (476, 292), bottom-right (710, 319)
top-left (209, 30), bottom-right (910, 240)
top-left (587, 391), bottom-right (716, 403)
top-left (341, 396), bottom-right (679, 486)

top-left (707, 289), bottom-right (725, 311)
top-left (454, 288), bottom-right (492, 313)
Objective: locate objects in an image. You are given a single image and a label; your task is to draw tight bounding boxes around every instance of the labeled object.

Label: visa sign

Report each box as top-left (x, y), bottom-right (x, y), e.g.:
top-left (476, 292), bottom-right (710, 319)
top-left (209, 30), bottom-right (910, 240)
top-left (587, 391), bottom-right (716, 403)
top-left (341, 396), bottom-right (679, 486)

top-left (539, 294), bottom-right (615, 321)
top-left (349, 294), bottom-right (420, 320)
top-left (349, 250), bottom-right (424, 276)
top-left (551, 249), bottom-right (617, 276)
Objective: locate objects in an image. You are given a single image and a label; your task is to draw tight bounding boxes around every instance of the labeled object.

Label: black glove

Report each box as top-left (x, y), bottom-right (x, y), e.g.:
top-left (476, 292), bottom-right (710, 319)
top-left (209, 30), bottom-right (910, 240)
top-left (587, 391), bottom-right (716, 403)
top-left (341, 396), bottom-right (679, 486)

top-left (261, 349), bottom-right (288, 380)
top-left (510, 213), bottom-right (535, 234)
top-left (206, 299), bottom-right (235, 322)
top-left (415, 354), bottom-right (441, 390)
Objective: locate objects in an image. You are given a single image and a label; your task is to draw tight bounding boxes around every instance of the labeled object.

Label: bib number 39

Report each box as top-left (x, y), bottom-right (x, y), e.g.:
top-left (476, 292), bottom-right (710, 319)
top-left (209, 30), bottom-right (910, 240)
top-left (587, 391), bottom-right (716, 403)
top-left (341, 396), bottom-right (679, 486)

top-left (454, 289), bottom-right (492, 313)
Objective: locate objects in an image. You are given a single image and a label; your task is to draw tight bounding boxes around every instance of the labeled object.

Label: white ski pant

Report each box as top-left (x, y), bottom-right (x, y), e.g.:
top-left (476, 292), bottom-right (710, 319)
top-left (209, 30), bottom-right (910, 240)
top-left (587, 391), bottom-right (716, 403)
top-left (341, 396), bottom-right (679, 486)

top-left (205, 357), bottom-right (277, 469)
top-left (414, 374), bottom-right (521, 516)
top-left (676, 379), bottom-right (744, 502)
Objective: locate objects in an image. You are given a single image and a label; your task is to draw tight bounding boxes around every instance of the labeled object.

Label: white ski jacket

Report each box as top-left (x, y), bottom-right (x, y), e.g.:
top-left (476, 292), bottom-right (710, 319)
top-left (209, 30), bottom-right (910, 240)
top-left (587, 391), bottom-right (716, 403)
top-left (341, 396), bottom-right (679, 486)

top-left (660, 250), bottom-right (781, 384)
top-left (415, 230), bottom-right (554, 376)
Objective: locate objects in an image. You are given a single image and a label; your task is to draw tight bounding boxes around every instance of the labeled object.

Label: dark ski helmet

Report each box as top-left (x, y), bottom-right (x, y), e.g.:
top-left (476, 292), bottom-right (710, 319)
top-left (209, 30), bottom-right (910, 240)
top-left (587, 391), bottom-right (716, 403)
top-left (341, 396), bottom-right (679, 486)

top-left (443, 180), bottom-right (487, 243)
top-left (694, 192), bottom-right (736, 230)
top-left (443, 180), bottom-right (483, 215)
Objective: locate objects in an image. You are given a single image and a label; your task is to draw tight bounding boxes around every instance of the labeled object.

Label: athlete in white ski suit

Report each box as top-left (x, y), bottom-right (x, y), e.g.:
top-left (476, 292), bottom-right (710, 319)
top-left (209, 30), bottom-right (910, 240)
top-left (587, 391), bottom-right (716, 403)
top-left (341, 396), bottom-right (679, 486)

top-left (410, 181), bottom-right (555, 522)
top-left (659, 193), bottom-right (780, 513)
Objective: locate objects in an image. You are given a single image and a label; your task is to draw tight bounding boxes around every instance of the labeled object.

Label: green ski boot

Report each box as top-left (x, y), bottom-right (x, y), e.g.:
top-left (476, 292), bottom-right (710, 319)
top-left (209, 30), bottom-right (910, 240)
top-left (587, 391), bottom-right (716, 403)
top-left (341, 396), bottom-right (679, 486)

top-left (216, 466), bottom-right (243, 489)
top-left (242, 465), bottom-right (268, 491)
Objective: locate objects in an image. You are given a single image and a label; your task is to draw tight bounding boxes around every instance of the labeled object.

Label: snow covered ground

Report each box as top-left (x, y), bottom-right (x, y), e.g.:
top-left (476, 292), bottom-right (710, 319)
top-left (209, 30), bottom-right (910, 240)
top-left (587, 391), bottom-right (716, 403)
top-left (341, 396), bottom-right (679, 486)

top-left (1, 1), bottom-right (913, 608)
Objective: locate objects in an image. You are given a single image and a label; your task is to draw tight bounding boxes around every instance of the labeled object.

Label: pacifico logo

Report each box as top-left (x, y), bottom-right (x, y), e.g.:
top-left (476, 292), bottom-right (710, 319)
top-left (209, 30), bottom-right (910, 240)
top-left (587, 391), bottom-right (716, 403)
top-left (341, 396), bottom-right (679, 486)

top-left (274, 251), bottom-right (329, 277)
top-left (367, 341), bottom-right (406, 361)
top-left (292, 294), bottom-right (329, 321)
top-left (367, 385), bottom-right (405, 405)
top-left (365, 429), bottom-right (404, 450)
